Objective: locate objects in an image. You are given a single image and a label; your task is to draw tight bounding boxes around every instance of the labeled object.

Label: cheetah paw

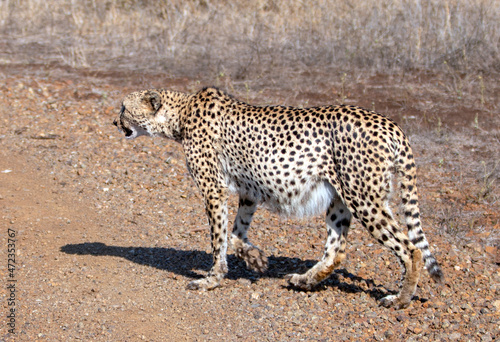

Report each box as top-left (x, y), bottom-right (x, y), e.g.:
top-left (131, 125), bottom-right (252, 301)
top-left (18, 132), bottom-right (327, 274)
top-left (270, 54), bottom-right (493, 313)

top-left (236, 246), bottom-right (268, 273)
top-left (285, 273), bottom-right (314, 291)
top-left (186, 276), bottom-right (220, 291)
top-left (379, 294), bottom-right (410, 309)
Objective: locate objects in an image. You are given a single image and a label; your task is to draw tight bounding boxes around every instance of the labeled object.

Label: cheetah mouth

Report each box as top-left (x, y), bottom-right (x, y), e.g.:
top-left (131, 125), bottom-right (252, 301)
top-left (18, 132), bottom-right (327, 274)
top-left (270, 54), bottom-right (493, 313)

top-left (113, 119), bottom-right (137, 139)
top-left (121, 123), bottom-right (149, 140)
top-left (123, 126), bottom-right (134, 138)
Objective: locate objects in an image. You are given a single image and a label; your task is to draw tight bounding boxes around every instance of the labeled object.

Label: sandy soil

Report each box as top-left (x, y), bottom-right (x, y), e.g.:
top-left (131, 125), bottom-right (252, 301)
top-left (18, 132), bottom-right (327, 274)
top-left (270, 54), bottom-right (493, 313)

top-left (0, 64), bottom-right (499, 341)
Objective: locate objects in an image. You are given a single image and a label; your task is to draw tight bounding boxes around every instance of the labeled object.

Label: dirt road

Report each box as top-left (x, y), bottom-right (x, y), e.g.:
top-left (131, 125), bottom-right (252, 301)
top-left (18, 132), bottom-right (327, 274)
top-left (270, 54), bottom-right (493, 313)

top-left (1, 65), bottom-right (499, 341)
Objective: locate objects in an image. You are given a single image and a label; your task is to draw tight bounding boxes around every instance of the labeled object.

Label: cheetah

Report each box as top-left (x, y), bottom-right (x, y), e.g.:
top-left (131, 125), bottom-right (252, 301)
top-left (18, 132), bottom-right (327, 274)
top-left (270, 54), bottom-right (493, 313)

top-left (114, 86), bottom-right (443, 308)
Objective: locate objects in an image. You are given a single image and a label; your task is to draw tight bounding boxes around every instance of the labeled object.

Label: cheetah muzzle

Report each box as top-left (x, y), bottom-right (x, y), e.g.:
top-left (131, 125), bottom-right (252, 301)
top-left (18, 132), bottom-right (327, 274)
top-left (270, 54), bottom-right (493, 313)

top-left (115, 86), bottom-right (444, 309)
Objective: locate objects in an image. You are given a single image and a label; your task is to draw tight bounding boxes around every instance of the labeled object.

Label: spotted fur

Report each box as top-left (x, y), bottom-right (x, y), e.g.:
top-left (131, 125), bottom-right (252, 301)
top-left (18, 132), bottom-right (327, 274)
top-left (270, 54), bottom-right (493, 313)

top-left (114, 87), bottom-right (443, 308)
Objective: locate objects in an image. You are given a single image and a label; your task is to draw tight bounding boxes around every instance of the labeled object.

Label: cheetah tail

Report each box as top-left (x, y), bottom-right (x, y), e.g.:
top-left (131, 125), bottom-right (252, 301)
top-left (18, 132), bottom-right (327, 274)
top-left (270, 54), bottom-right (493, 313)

top-left (397, 148), bottom-right (444, 284)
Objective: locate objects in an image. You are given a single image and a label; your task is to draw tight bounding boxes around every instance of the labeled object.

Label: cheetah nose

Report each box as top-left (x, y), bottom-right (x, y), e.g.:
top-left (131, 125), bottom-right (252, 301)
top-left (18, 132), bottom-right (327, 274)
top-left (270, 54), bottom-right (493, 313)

top-left (113, 120), bottom-right (118, 127)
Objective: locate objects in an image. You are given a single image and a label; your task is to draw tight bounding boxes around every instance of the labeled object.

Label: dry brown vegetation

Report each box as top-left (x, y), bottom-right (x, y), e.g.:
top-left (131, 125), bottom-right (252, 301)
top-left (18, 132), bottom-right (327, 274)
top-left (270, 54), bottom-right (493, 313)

top-left (1, 0), bottom-right (499, 76)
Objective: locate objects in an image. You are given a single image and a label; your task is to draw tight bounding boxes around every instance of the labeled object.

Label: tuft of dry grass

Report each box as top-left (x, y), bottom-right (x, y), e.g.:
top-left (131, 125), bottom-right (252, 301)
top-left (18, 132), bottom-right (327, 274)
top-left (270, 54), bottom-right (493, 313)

top-left (1, 0), bottom-right (499, 78)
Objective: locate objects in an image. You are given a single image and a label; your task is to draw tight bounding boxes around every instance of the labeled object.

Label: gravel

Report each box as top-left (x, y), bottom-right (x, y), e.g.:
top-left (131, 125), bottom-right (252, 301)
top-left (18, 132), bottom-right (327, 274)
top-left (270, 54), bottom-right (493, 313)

top-left (0, 65), bottom-right (498, 341)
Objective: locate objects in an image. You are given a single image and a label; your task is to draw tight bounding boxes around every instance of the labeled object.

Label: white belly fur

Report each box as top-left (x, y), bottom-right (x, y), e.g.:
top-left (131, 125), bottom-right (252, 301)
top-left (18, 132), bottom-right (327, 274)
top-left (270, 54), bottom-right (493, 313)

top-left (233, 180), bottom-right (337, 218)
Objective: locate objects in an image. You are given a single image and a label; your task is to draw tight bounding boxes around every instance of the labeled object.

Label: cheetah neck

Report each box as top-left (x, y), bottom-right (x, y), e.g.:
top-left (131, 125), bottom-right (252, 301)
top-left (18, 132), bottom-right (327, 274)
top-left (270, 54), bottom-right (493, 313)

top-left (159, 91), bottom-right (193, 142)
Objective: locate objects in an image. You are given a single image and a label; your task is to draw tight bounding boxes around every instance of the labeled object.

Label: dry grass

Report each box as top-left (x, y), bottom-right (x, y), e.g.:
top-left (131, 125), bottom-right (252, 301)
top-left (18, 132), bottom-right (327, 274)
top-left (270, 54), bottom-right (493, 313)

top-left (1, 0), bottom-right (499, 78)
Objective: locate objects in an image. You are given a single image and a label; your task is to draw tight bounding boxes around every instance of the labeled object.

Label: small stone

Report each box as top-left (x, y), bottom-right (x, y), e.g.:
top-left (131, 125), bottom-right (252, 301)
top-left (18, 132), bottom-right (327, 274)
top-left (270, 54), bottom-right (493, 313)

top-left (481, 332), bottom-right (493, 342)
top-left (484, 245), bottom-right (500, 264)
top-left (324, 297), bottom-right (335, 306)
top-left (238, 278), bottom-right (251, 287)
top-left (440, 288), bottom-right (450, 297)
top-left (396, 314), bottom-right (407, 322)
top-left (411, 327), bottom-right (423, 334)
top-left (480, 308), bottom-right (490, 314)
top-left (492, 300), bottom-right (500, 312)
top-left (250, 292), bottom-right (260, 300)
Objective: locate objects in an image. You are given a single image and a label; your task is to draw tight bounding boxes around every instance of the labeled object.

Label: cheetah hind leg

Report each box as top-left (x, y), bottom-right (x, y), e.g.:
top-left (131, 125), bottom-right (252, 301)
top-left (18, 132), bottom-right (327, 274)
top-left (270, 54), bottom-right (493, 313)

top-left (379, 248), bottom-right (423, 309)
top-left (231, 197), bottom-right (268, 273)
top-left (286, 198), bottom-right (351, 290)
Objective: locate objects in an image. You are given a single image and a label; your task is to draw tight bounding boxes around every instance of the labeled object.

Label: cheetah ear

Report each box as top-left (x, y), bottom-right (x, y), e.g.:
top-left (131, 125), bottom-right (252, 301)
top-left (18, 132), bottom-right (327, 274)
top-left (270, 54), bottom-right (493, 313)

top-left (142, 91), bottom-right (162, 113)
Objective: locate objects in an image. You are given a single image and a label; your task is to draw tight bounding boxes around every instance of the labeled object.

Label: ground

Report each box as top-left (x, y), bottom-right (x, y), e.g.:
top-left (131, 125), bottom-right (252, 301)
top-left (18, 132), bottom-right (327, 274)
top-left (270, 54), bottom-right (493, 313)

top-left (0, 64), bottom-right (499, 341)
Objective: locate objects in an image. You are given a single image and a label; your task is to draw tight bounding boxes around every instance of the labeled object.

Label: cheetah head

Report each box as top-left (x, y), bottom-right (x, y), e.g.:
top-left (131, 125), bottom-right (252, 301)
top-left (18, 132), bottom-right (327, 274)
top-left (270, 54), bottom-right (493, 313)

top-left (114, 89), bottom-right (187, 141)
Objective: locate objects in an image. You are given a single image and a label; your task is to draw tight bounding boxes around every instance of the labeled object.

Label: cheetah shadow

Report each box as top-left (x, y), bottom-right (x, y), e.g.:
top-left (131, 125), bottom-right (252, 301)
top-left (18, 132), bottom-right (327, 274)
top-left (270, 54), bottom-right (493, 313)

top-left (60, 242), bottom-right (426, 303)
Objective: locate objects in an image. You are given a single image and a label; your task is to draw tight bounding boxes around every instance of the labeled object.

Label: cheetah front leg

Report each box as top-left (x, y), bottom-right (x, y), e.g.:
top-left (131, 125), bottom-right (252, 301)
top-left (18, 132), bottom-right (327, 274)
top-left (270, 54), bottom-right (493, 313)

top-left (230, 197), bottom-right (268, 273)
top-left (186, 186), bottom-right (229, 291)
top-left (286, 198), bottom-right (352, 289)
